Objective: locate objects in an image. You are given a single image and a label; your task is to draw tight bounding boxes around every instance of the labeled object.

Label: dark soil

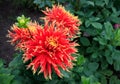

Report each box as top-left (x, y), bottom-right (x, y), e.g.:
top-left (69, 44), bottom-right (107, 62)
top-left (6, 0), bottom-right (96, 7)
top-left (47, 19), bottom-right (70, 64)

top-left (0, 0), bottom-right (42, 64)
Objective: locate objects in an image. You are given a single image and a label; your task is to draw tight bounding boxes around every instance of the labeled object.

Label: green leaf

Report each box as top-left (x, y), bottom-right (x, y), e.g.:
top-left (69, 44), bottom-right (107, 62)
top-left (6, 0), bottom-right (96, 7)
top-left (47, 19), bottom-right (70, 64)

top-left (81, 76), bottom-right (90, 84)
top-left (104, 50), bottom-right (113, 64)
top-left (87, 1), bottom-right (94, 6)
top-left (39, 2), bottom-right (45, 8)
top-left (83, 61), bottom-right (99, 76)
top-left (61, 70), bottom-right (70, 78)
top-left (44, 80), bottom-right (58, 84)
top-left (111, 50), bottom-right (120, 60)
top-left (11, 76), bottom-right (31, 84)
top-left (104, 22), bottom-right (113, 40)
top-left (86, 28), bottom-right (99, 36)
top-left (110, 76), bottom-right (118, 84)
top-left (114, 60), bottom-right (120, 71)
top-left (77, 55), bottom-right (86, 65)
top-left (83, 62), bottom-right (93, 76)
top-left (106, 55), bottom-right (113, 64)
top-left (80, 37), bottom-right (90, 46)
top-left (11, 80), bottom-right (22, 84)
top-left (91, 22), bottom-right (102, 29)
top-left (89, 17), bottom-right (100, 21)
top-left (86, 47), bottom-right (94, 53)
top-left (94, 37), bottom-right (107, 45)
top-left (84, 68), bottom-right (93, 76)
top-left (9, 53), bottom-right (23, 68)
top-left (85, 20), bottom-right (91, 27)
top-left (89, 76), bottom-right (101, 84)
top-left (73, 66), bottom-right (83, 73)
top-left (88, 62), bottom-right (99, 71)
top-left (110, 14), bottom-right (120, 23)
top-left (45, 0), bottom-right (52, 7)
top-left (116, 79), bottom-right (120, 84)
top-left (104, 0), bottom-right (109, 5)
top-left (101, 70), bottom-right (113, 76)
top-left (0, 68), bottom-right (11, 74)
top-left (112, 50), bottom-right (120, 70)
top-left (0, 74), bottom-right (14, 84)
top-left (102, 8), bottom-right (110, 17)
top-left (101, 60), bottom-right (108, 69)
top-left (100, 76), bottom-right (107, 84)
top-left (95, 0), bottom-right (105, 7)
top-left (113, 29), bottom-right (120, 46)
top-left (107, 45), bottom-right (113, 51)
top-left (85, 11), bottom-right (94, 17)
top-left (91, 52), bottom-right (98, 58)
top-left (76, 11), bottom-right (84, 16)
top-left (104, 50), bottom-right (111, 57)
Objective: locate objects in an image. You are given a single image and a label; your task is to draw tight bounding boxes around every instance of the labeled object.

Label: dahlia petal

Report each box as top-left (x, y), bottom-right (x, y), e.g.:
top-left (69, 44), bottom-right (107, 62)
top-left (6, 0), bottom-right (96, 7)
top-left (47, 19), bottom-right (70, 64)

top-left (43, 67), bottom-right (48, 79)
top-left (47, 64), bottom-right (52, 79)
top-left (53, 65), bottom-right (63, 78)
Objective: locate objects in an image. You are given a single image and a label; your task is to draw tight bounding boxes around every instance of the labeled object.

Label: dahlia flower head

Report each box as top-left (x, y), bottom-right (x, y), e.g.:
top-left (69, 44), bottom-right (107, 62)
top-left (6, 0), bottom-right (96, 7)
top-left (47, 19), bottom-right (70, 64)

top-left (8, 22), bottom-right (41, 50)
top-left (8, 5), bottom-right (81, 79)
top-left (43, 5), bottom-right (81, 37)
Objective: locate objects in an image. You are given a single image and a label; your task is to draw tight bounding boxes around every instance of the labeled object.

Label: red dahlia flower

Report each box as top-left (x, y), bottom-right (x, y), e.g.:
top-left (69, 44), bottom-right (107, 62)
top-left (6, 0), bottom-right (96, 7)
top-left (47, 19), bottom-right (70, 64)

top-left (43, 5), bottom-right (81, 36)
top-left (8, 22), bottom-right (41, 50)
top-left (23, 23), bottom-right (77, 79)
top-left (8, 25), bottom-right (31, 50)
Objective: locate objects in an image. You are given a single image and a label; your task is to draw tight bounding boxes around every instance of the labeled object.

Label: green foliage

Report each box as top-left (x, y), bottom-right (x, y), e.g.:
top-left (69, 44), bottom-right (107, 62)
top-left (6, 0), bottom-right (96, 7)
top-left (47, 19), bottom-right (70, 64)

top-left (81, 76), bottom-right (100, 84)
top-left (113, 29), bottom-right (120, 46)
top-left (72, 0), bottom-right (120, 84)
top-left (0, 74), bottom-right (14, 84)
top-left (33, 0), bottom-right (67, 9)
top-left (33, 0), bottom-right (55, 9)
top-left (80, 37), bottom-right (90, 46)
top-left (0, 59), bottom-right (14, 84)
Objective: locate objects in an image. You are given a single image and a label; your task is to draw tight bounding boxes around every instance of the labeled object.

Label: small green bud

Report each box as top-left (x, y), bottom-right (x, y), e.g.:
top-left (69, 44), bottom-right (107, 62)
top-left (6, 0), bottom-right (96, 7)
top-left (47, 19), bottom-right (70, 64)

top-left (15, 15), bottom-right (30, 28)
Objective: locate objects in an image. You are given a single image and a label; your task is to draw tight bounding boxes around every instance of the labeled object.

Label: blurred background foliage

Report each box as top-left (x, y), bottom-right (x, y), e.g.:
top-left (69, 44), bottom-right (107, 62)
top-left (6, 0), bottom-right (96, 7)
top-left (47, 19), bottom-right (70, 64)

top-left (1, 0), bottom-right (120, 84)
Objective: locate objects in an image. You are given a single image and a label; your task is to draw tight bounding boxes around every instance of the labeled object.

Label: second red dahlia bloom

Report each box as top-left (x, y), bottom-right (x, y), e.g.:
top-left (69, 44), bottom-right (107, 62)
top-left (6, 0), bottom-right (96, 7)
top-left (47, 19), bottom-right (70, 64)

top-left (43, 5), bottom-right (81, 37)
top-left (23, 23), bottom-right (77, 79)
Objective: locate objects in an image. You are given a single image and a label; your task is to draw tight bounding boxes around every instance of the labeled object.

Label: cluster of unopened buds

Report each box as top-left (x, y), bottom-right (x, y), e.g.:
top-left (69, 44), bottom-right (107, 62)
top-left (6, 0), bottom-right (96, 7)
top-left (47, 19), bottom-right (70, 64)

top-left (8, 5), bottom-right (81, 79)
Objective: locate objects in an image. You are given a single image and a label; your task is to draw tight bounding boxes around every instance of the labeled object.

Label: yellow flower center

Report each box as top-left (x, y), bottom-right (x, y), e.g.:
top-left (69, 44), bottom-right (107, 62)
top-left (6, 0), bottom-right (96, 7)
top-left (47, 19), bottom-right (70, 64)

top-left (48, 37), bottom-right (58, 47)
top-left (46, 37), bottom-right (58, 50)
top-left (49, 40), bottom-right (57, 47)
top-left (27, 23), bottom-right (37, 33)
